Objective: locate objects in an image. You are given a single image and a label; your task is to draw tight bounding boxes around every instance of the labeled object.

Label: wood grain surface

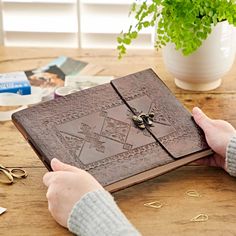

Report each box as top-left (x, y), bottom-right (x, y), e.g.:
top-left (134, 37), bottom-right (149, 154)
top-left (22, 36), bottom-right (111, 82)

top-left (0, 47), bottom-right (236, 236)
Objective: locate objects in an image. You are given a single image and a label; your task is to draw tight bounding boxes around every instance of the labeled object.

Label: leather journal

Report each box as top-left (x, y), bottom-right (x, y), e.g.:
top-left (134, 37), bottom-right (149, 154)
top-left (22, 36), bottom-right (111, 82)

top-left (12, 69), bottom-right (213, 192)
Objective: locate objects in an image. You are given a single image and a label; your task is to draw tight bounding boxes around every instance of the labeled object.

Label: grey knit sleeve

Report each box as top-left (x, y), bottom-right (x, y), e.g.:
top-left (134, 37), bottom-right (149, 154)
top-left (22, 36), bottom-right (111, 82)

top-left (67, 189), bottom-right (141, 236)
top-left (226, 135), bottom-right (236, 177)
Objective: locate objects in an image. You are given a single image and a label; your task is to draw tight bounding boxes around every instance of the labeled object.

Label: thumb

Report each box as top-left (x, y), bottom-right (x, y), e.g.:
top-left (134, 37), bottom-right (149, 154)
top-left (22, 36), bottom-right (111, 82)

top-left (192, 107), bottom-right (213, 131)
top-left (51, 158), bottom-right (79, 173)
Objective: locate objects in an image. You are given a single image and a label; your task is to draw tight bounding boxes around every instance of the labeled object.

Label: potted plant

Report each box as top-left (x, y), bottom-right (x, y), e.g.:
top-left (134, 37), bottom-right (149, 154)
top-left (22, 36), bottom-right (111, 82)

top-left (117, 0), bottom-right (236, 91)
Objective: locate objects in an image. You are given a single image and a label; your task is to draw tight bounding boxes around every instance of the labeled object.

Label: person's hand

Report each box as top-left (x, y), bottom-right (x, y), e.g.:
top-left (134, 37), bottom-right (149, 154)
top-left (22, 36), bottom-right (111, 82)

top-left (192, 107), bottom-right (236, 169)
top-left (43, 158), bottom-right (103, 228)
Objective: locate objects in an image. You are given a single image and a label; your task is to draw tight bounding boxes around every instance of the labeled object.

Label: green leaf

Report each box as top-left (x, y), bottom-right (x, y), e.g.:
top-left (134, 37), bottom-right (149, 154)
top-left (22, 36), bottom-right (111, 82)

top-left (157, 29), bottom-right (164, 34)
top-left (208, 10), bottom-right (213, 17)
top-left (123, 38), bottom-right (131, 45)
top-left (117, 37), bottom-right (123, 44)
top-left (143, 21), bottom-right (150, 27)
top-left (212, 14), bottom-right (218, 25)
top-left (131, 31), bottom-right (138, 39)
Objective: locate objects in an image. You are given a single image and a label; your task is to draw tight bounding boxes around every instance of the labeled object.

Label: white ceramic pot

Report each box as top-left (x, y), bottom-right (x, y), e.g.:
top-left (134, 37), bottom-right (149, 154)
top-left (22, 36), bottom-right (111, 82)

top-left (163, 21), bottom-right (236, 91)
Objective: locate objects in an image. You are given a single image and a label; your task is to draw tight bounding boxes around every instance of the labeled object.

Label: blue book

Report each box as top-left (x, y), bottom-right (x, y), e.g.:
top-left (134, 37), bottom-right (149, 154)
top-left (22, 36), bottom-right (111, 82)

top-left (0, 71), bottom-right (31, 95)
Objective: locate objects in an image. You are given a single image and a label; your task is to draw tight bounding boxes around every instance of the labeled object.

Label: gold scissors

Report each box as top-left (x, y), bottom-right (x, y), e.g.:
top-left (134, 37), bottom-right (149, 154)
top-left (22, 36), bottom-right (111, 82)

top-left (0, 164), bottom-right (27, 184)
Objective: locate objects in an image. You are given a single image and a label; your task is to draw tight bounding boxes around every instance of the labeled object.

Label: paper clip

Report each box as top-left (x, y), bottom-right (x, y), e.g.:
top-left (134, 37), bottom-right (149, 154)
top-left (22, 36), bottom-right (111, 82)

top-left (144, 201), bottom-right (163, 209)
top-left (0, 207), bottom-right (7, 215)
top-left (190, 213), bottom-right (208, 222)
top-left (186, 190), bottom-right (201, 198)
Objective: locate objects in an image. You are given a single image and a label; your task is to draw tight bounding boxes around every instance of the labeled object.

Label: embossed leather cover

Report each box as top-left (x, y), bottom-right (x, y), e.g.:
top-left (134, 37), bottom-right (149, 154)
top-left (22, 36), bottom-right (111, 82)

top-left (12, 69), bottom-right (212, 192)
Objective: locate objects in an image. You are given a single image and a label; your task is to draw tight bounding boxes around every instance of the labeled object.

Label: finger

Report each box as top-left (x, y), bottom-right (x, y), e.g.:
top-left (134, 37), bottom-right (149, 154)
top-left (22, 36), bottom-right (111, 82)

top-left (192, 107), bottom-right (213, 131)
top-left (51, 158), bottom-right (79, 173)
top-left (43, 171), bottom-right (68, 187)
top-left (43, 171), bottom-right (55, 187)
top-left (48, 202), bottom-right (52, 213)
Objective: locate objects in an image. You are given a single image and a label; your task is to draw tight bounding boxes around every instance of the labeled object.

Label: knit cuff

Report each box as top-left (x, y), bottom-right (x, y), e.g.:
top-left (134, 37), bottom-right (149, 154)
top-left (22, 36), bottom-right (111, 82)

top-left (67, 189), bottom-right (141, 236)
top-left (226, 135), bottom-right (236, 177)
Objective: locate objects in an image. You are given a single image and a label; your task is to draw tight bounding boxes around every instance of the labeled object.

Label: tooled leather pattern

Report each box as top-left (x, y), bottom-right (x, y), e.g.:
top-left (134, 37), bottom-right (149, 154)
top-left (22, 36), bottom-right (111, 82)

top-left (101, 117), bottom-right (130, 143)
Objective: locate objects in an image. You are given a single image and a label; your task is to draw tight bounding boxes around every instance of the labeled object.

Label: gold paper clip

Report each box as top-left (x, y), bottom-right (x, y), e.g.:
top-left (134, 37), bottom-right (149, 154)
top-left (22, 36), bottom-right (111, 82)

top-left (190, 213), bottom-right (208, 222)
top-left (144, 201), bottom-right (163, 209)
top-left (186, 189), bottom-right (201, 198)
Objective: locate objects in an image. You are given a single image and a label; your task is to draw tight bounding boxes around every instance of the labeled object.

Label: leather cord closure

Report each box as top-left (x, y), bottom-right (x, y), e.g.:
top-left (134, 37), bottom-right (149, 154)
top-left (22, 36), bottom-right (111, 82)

top-left (132, 112), bottom-right (155, 129)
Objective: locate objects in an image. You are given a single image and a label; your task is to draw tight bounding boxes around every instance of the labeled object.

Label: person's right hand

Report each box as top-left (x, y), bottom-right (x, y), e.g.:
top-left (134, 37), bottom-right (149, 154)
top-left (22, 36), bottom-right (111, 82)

top-left (192, 107), bottom-right (236, 170)
top-left (43, 158), bottom-right (103, 228)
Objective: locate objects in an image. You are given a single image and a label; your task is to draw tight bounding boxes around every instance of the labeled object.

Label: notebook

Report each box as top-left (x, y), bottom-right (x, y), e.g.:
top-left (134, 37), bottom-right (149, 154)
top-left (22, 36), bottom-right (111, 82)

top-left (12, 68), bottom-right (212, 192)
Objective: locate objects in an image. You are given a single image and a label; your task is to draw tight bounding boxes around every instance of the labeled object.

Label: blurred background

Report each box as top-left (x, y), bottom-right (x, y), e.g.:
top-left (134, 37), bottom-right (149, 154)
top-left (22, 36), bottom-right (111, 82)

top-left (0, 0), bottom-right (156, 48)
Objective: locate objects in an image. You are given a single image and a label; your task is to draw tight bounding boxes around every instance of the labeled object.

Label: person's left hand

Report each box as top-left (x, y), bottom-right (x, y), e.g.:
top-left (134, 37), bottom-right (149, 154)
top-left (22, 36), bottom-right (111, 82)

top-left (43, 158), bottom-right (103, 228)
top-left (192, 107), bottom-right (236, 170)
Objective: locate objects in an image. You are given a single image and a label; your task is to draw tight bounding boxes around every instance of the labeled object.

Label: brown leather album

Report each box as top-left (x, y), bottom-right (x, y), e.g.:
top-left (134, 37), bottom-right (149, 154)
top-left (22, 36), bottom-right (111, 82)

top-left (12, 69), bottom-right (213, 192)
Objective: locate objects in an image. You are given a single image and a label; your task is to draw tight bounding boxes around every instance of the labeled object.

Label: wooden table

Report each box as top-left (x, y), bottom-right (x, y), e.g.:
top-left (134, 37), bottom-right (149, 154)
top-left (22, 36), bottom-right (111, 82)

top-left (1, 47), bottom-right (236, 236)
